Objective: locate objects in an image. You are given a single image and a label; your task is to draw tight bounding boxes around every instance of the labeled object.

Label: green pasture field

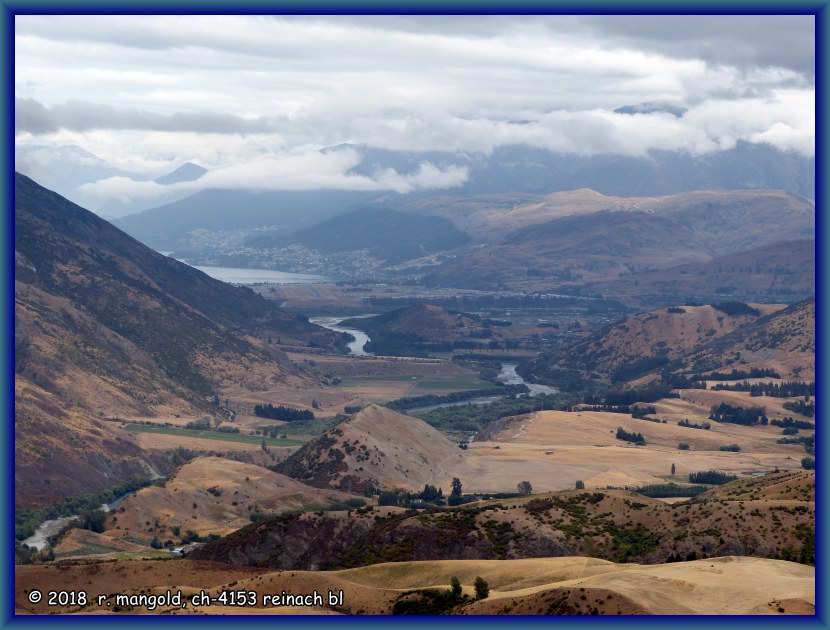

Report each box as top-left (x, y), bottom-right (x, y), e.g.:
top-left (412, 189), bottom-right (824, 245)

top-left (123, 424), bottom-right (303, 447)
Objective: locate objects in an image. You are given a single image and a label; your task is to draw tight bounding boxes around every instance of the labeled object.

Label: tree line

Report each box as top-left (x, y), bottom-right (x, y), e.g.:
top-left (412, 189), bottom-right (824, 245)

top-left (253, 404), bottom-right (315, 421)
top-left (711, 380), bottom-right (814, 398)
top-left (616, 427), bottom-right (645, 445)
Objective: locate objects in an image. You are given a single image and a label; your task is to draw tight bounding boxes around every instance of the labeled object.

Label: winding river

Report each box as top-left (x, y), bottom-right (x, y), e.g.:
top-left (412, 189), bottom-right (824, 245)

top-left (403, 364), bottom-right (558, 413)
top-left (310, 315), bottom-right (374, 357)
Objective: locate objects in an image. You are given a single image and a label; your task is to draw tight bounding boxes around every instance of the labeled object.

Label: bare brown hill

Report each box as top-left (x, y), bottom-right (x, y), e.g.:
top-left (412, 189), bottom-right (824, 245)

top-left (275, 403), bottom-right (462, 492)
top-left (14, 173), bottom-right (337, 506)
top-left (193, 471), bottom-right (814, 570)
top-left (675, 298), bottom-right (815, 382)
top-left (522, 303), bottom-right (783, 384)
top-left (98, 457), bottom-right (354, 541)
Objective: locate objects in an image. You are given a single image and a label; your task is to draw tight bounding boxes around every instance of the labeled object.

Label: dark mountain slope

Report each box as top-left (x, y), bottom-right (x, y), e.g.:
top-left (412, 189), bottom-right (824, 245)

top-left (280, 206), bottom-right (469, 264)
top-left (14, 173), bottom-right (336, 506)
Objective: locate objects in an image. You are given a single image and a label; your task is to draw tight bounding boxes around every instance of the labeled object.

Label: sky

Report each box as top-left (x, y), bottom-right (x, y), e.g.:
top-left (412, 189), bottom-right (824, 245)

top-left (14, 14), bottom-right (815, 203)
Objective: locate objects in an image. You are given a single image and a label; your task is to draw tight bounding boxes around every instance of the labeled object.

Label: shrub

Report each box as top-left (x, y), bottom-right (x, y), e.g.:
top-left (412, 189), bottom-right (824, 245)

top-left (575, 480), bottom-right (585, 490)
top-left (517, 481), bottom-right (533, 496)
top-left (451, 576), bottom-right (462, 597)
top-left (474, 576), bottom-right (490, 600)
top-left (678, 442), bottom-right (690, 450)
top-left (801, 457), bottom-right (815, 470)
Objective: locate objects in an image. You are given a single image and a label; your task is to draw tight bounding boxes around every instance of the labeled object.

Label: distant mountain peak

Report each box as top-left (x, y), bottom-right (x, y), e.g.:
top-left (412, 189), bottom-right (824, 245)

top-left (154, 162), bottom-right (208, 185)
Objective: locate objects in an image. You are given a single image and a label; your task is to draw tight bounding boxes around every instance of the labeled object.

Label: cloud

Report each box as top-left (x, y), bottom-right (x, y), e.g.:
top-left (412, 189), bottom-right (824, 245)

top-left (15, 97), bottom-right (282, 135)
top-left (15, 15), bottom-right (815, 179)
top-left (77, 146), bottom-right (470, 200)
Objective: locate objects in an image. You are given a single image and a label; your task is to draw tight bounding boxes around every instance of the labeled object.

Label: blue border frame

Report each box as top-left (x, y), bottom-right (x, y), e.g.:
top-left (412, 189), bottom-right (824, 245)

top-left (3, 3), bottom-right (826, 629)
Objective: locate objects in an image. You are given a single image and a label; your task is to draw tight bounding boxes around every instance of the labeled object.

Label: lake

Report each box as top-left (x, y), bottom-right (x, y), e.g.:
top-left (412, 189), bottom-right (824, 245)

top-left (190, 265), bottom-right (331, 285)
top-left (161, 255), bottom-right (331, 284)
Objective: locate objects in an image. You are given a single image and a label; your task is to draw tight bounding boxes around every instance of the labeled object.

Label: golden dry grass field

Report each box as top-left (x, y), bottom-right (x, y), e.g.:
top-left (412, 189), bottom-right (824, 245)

top-left (16, 556), bottom-right (813, 615)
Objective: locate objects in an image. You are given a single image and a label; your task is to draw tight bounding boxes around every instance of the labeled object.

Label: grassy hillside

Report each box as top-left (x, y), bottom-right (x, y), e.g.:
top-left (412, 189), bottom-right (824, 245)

top-left (15, 555), bottom-right (814, 615)
top-left (673, 297), bottom-right (815, 382)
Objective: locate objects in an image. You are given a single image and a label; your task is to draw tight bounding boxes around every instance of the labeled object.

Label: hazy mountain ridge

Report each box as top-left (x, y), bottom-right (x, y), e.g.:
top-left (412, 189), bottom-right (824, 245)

top-left (254, 206), bottom-right (470, 264)
top-left (114, 188), bottom-right (380, 250)
top-left (423, 190), bottom-right (814, 292)
top-left (425, 210), bottom-right (712, 290)
top-left (593, 239), bottom-right (815, 306)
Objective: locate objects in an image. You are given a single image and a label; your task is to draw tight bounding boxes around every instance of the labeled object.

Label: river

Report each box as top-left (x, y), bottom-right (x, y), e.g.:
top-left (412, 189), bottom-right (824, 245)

top-left (21, 489), bottom-right (143, 551)
top-left (496, 363), bottom-right (558, 396)
top-left (310, 315), bottom-right (374, 357)
top-left (404, 364), bottom-right (558, 413)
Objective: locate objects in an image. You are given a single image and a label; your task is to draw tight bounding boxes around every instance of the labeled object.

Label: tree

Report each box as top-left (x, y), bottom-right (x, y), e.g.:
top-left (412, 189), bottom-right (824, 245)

top-left (671, 462), bottom-right (676, 476)
top-left (448, 477), bottom-right (464, 506)
top-left (474, 576), bottom-right (489, 600)
top-left (575, 480), bottom-right (585, 490)
top-left (450, 576), bottom-right (462, 597)
top-left (150, 536), bottom-right (163, 550)
top-left (517, 481), bottom-right (533, 496)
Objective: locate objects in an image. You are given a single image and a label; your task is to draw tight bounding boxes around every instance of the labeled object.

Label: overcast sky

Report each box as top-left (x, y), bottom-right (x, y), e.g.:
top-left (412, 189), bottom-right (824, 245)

top-left (14, 14), bottom-right (815, 200)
